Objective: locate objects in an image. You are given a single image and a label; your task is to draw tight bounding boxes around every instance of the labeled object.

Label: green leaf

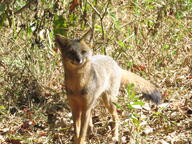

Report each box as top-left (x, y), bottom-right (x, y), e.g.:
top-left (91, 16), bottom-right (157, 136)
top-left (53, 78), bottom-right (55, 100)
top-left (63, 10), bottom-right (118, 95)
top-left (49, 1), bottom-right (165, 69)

top-left (113, 102), bottom-right (124, 110)
top-left (0, 105), bottom-right (6, 110)
top-left (118, 41), bottom-right (125, 48)
top-left (152, 112), bottom-right (161, 117)
top-left (127, 104), bottom-right (135, 110)
top-left (0, 4), bottom-right (5, 14)
top-left (95, 24), bottom-right (102, 32)
top-left (162, 44), bottom-right (170, 50)
top-left (132, 101), bottom-right (145, 106)
top-left (53, 15), bottom-right (68, 36)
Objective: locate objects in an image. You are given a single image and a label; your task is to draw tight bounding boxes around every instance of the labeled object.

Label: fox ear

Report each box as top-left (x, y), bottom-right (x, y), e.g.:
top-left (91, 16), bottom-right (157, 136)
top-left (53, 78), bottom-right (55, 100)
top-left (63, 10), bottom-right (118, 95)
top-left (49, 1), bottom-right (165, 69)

top-left (55, 34), bottom-right (69, 49)
top-left (79, 29), bottom-right (93, 42)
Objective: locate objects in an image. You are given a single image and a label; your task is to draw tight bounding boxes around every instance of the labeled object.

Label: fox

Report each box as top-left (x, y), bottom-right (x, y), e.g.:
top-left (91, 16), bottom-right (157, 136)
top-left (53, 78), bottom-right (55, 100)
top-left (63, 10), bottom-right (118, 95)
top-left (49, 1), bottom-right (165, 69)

top-left (55, 31), bottom-right (161, 144)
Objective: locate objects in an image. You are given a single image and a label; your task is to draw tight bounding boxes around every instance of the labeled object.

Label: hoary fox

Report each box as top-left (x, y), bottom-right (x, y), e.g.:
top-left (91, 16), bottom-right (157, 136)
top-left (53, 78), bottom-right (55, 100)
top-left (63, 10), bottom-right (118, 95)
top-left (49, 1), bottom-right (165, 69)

top-left (55, 31), bottom-right (161, 144)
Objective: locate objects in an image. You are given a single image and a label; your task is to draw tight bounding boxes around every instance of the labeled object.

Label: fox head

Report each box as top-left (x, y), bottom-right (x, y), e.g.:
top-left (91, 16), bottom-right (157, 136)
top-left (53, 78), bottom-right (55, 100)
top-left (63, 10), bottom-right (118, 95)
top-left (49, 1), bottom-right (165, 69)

top-left (55, 34), bottom-right (92, 69)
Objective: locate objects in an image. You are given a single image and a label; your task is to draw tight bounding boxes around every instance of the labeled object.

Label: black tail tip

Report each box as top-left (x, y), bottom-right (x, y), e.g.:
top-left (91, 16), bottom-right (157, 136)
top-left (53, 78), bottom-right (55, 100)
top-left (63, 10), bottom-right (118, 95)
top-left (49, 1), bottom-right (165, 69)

top-left (143, 90), bottom-right (162, 104)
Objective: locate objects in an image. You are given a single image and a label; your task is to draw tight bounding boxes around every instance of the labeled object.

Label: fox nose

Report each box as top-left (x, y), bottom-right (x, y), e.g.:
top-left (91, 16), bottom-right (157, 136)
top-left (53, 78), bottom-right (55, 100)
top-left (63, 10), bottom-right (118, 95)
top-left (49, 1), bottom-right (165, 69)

top-left (75, 57), bottom-right (83, 64)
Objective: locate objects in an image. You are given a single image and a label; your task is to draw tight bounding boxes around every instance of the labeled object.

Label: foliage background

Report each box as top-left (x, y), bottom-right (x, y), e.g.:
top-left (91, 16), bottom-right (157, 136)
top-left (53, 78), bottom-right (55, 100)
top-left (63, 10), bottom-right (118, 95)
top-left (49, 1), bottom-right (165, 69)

top-left (0, 0), bottom-right (191, 143)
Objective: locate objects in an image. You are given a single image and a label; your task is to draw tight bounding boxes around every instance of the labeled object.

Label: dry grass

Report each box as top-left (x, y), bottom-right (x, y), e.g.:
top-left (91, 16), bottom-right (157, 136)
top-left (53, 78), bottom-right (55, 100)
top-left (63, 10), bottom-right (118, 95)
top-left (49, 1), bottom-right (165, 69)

top-left (0, 0), bottom-right (191, 143)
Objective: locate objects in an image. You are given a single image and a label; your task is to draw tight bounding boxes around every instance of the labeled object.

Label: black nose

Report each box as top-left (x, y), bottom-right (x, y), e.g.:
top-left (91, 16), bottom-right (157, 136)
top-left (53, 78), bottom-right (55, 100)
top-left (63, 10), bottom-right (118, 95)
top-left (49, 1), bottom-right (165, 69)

top-left (75, 57), bottom-right (83, 64)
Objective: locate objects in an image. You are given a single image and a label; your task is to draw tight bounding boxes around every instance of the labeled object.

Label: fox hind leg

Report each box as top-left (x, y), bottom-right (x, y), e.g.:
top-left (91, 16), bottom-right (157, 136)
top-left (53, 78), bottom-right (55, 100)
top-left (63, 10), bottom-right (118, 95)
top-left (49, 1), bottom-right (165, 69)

top-left (102, 93), bottom-right (119, 142)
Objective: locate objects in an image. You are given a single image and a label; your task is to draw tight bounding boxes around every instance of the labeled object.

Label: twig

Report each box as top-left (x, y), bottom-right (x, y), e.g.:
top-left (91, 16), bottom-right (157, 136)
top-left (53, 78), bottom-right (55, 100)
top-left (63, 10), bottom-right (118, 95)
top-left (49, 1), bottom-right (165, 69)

top-left (87, 0), bottom-right (101, 17)
top-left (87, 0), bottom-right (111, 40)
top-left (89, 0), bottom-right (98, 46)
top-left (102, 0), bottom-right (110, 19)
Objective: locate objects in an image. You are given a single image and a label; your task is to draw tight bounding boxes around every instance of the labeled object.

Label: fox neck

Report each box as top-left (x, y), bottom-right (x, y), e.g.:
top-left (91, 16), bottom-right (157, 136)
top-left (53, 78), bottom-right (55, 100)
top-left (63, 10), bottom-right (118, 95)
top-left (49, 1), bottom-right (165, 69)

top-left (63, 60), bottom-right (92, 89)
top-left (63, 57), bottom-right (91, 72)
top-left (64, 62), bottom-right (91, 74)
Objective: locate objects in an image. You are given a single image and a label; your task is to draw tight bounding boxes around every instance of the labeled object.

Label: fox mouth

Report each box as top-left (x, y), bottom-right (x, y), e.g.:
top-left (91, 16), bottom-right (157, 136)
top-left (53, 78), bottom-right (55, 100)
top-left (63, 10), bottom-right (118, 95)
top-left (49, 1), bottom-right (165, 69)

top-left (70, 58), bottom-right (86, 66)
top-left (65, 56), bottom-right (90, 68)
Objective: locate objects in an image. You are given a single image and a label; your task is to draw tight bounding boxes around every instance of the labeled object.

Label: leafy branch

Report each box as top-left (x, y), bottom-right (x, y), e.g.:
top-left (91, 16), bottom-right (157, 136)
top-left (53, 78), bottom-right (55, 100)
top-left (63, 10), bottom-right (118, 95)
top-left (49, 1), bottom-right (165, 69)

top-left (87, 0), bottom-right (111, 40)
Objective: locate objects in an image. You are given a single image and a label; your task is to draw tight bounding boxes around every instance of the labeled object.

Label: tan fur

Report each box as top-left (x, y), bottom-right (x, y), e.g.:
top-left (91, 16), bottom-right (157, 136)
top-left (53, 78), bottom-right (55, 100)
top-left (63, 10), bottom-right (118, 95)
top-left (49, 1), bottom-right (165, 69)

top-left (121, 69), bottom-right (156, 94)
top-left (55, 34), bottom-right (161, 144)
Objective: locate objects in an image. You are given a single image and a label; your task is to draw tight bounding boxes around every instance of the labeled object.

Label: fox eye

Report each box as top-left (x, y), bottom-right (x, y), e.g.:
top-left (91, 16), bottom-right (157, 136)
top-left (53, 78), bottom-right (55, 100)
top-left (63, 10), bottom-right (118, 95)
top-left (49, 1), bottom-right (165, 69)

top-left (81, 50), bottom-right (86, 54)
top-left (68, 50), bottom-right (76, 56)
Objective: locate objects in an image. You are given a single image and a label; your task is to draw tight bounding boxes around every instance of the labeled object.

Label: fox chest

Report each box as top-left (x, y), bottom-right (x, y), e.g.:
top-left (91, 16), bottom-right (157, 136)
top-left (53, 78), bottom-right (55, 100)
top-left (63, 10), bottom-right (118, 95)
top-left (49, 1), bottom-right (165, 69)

top-left (64, 76), bottom-right (101, 100)
top-left (65, 78), bottom-right (91, 96)
top-left (64, 68), bottom-right (103, 100)
top-left (66, 87), bottom-right (88, 96)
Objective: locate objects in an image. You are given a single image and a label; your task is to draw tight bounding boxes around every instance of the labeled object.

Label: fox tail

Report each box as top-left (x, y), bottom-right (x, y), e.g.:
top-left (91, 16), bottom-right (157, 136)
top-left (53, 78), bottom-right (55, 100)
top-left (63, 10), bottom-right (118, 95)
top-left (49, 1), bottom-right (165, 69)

top-left (121, 69), bottom-right (161, 104)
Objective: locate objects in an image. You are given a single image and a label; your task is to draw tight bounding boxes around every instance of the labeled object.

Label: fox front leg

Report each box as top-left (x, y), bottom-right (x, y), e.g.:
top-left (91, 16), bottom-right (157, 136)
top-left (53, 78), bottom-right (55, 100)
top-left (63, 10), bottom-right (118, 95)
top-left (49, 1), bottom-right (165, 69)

top-left (77, 108), bottom-right (92, 144)
top-left (71, 108), bottom-right (81, 143)
top-left (68, 98), bottom-right (82, 143)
